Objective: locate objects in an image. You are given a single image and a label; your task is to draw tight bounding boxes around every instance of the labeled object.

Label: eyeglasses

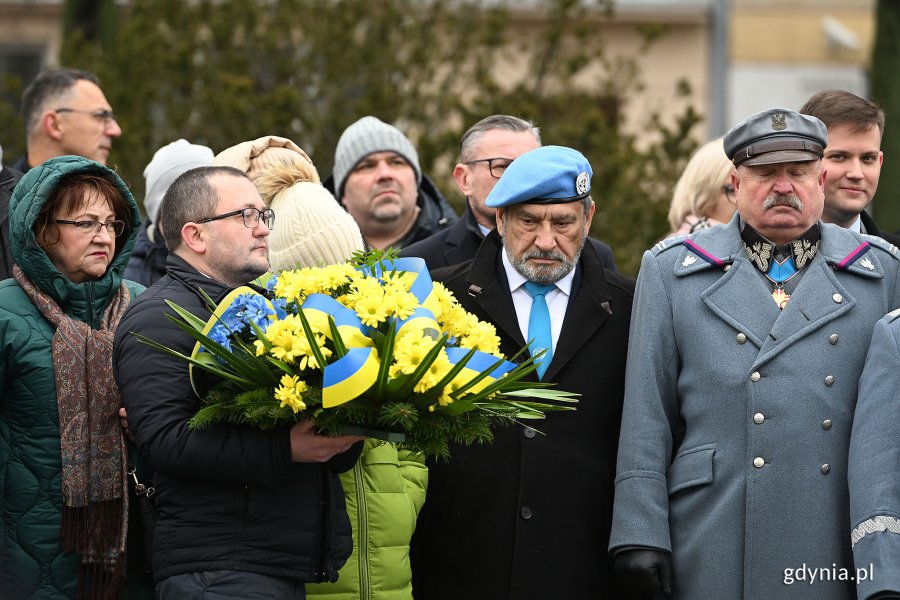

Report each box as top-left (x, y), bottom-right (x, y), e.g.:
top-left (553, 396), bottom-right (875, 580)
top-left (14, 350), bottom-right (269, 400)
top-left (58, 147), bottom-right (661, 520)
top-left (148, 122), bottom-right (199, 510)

top-left (722, 184), bottom-right (736, 199)
top-left (55, 219), bottom-right (127, 237)
top-left (197, 207), bottom-right (275, 230)
top-left (464, 157), bottom-right (514, 179)
top-left (55, 108), bottom-right (117, 124)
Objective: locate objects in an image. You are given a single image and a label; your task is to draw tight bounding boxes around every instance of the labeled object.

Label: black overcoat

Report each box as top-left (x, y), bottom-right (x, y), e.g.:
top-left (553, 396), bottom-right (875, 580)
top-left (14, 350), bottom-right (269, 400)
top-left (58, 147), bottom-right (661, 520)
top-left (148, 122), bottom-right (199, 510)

top-left (412, 230), bottom-right (634, 599)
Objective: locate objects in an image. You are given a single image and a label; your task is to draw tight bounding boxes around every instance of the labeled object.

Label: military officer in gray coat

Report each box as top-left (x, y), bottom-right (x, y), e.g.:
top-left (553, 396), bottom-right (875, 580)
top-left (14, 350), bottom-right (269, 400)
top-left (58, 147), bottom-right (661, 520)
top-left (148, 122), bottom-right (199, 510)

top-left (849, 313), bottom-right (900, 600)
top-left (610, 108), bottom-right (900, 600)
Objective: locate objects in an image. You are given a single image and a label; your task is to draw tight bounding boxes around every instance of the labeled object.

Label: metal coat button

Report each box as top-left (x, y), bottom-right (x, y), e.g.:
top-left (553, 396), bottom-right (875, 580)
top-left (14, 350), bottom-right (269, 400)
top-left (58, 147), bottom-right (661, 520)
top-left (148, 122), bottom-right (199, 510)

top-left (829, 334), bottom-right (839, 345)
top-left (753, 413), bottom-right (765, 424)
top-left (520, 506), bottom-right (533, 519)
top-left (753, 457), bottom-right (765, 468)
top-left (523, 427), bottom-right (536, 439)
top-left (822, 419), bottom-right (833, 430)
top-left (833, 293), bottom-right (843, 303)
top-left (751, 371), bottom-right (761, 382)
top-left (736, 333), bottom-right (747, 344)
top-left (821, 464), bottom-right (831, 475)
top-left (824, 375), bottom-right (835, 387)
top-left (724, 264), bottom-right (732, 272)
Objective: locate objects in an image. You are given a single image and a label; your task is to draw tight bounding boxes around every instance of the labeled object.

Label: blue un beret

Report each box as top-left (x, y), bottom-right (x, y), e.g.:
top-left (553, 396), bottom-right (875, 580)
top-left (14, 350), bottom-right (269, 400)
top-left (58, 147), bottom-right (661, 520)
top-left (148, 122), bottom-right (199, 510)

top-left (724, 108), bottom-right (827, 167)
top-left (485, 145), bottom-right (592, 208)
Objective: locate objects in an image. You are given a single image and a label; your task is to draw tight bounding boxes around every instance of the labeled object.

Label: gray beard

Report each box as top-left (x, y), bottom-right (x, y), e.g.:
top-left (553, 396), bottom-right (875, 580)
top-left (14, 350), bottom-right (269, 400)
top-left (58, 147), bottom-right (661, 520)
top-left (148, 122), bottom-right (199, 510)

top-left (503, 237), bottom-right (582, 284)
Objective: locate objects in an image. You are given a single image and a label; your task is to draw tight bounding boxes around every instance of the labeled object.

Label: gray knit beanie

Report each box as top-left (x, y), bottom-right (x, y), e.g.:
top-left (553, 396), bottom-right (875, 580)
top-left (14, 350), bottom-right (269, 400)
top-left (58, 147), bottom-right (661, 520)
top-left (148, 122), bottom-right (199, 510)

top-left (144, 139), bottom-right (214, 225)
top-left (332, 116), bottom-right (422, 199)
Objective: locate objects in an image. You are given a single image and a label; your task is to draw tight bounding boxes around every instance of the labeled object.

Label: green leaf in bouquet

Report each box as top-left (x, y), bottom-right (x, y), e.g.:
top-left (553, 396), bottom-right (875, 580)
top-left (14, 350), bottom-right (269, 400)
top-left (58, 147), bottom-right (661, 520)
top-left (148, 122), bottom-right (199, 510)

top-left (372, 320), bottom-right (397, 399)
top-left (132, 332), bottom-right (257, 388)
top-left (432, 397), bottom-right (477, 416)
top-left (392, 333), bottom-right (451, 399)
top-left (162, 313), bottom-right (272, 383)
top-left (499, 389), bottom-right (580, 404)
top-left (376, 401), bottom-right (419, 431)
top-left (164, 299), bottom-right (209, 333)
top-left (295, 304), bottom-right (328, 370)
top-left (327, 315), bottom-right (348, 358)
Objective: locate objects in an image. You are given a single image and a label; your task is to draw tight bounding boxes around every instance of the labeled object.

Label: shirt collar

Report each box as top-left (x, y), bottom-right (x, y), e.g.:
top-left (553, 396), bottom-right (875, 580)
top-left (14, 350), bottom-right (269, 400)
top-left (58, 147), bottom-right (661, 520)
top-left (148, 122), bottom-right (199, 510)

top-left (848, 215), bottom-right (862, 234)
top-left (501, 247), bottom-right (575, 296)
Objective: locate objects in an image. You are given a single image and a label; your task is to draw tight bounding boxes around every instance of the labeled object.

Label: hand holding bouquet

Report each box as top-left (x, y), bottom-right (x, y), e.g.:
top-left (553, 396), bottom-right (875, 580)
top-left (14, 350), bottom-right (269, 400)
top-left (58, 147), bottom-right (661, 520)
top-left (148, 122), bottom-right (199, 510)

top-left (138, 251), bottom-right (577, 459)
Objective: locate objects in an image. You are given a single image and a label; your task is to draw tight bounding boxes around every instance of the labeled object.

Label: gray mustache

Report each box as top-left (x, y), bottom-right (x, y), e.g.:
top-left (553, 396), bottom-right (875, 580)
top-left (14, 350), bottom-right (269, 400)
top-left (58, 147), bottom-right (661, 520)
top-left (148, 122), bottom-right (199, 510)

top-left (763, 194), bottom-right (803, 210)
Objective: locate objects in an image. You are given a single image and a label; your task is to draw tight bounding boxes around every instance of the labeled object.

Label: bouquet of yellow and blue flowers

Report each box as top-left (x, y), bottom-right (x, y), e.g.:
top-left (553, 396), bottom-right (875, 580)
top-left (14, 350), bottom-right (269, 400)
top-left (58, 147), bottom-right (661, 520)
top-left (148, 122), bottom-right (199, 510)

top-left (138, 251), bottom-right (577, 459)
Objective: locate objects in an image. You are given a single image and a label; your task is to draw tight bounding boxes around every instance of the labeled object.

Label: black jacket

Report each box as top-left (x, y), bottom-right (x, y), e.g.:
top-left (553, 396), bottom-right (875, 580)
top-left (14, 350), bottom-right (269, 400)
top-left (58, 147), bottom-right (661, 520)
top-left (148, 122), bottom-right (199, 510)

top-left (113, 254), bottom-right (359, 584)
top-left (0, 165), bottom-right (24, 280)
top-left (861, 210), bottom-right (900, 247)
top-left (123, 222), bottom-right (169, 287)
top-left (411, 231), bottom-right (634, 599)
top-left (400, 203), bottom-right (619, 272)
top-left (324, 172), bottom-right (457, 250)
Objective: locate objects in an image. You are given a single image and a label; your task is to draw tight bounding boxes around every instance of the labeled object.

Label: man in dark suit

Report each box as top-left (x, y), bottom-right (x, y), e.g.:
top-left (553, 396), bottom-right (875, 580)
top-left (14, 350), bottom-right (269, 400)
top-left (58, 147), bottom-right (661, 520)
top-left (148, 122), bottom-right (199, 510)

top-left (412, 145), bottom-right (634, 599)
top-left (800, 90), bottom-right (900, 246)
top-left (401, 114), bottom-right (617, 270)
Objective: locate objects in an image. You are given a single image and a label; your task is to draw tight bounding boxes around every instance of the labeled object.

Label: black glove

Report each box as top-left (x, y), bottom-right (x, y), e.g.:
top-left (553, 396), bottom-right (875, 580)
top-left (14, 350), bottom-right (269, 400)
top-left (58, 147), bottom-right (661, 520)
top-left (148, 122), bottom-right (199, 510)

top-left (614, 548), bottom-right (674, 598)
top-left (868, 593), bottom-right (900, 600)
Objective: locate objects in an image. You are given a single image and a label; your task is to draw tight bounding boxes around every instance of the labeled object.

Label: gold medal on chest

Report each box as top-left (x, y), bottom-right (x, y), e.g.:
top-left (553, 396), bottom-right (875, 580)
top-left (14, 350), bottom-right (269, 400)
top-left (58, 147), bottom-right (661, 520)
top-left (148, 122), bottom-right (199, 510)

top-left (772, 287), bottom-right (790, 309)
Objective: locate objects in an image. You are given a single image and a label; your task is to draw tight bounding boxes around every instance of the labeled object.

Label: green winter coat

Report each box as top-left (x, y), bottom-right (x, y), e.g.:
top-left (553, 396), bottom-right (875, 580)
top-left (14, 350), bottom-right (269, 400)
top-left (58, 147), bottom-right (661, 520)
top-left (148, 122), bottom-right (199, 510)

top-left (306, 439), bottom-right (428, 600)
top-left (0, 156), bottom-right (151, 599)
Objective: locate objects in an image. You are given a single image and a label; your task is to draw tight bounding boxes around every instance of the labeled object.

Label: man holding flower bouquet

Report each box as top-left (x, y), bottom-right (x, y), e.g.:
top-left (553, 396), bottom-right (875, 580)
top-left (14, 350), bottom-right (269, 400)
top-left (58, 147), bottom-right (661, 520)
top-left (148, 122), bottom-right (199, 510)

top-left (113, 166), bottom-right (364, 598)
top-left (412, 146), bottom-right (634, 599)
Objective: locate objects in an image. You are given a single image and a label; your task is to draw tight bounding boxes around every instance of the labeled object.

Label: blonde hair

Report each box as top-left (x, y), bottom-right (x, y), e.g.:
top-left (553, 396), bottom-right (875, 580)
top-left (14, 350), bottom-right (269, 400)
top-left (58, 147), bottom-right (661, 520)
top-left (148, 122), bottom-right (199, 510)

top-left (667, 138), bottom-right (734, 231)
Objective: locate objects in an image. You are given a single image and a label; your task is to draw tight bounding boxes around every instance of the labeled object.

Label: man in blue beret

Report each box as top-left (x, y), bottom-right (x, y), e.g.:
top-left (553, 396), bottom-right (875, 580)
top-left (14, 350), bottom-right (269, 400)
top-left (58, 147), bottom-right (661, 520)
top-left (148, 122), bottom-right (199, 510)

top-left (412, 145), bottom-right (635, 599)
top-left (610, 108), bottom-right (900, 600)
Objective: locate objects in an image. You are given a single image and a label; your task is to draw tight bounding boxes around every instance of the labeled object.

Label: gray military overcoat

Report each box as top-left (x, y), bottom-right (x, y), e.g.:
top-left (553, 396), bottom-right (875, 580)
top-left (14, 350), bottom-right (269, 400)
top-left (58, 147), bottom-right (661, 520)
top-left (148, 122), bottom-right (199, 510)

top-left (849, 310), bottom-right (900, 600)
top-left (610, 215), bottom-right (900, 599)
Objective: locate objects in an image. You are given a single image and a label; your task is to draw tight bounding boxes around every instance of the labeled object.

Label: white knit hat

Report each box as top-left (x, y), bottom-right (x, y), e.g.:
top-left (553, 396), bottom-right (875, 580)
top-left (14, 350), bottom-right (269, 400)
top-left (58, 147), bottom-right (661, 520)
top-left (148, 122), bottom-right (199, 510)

top-left (213, 135), bottom-right (317, 183)
top-left (332, 116), bottom-right (422, 199)
top-left (256, 162), bottom-right (365, 270)
top-left (143, 139), bottom-right (214, 225)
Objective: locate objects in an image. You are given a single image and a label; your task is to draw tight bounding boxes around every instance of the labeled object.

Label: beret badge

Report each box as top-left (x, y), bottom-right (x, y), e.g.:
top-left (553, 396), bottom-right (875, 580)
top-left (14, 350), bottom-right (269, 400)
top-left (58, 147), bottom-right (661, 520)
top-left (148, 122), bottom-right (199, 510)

top-left (575, 171), bottom-right (590, 195)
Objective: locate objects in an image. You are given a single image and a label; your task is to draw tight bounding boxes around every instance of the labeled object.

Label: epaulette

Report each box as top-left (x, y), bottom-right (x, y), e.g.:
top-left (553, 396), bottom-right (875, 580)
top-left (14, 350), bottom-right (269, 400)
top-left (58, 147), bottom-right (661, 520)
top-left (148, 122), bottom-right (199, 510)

top-left (860, 234), bottom-right (900, 260)
top-left (651, 235), bottom-right (687, 256)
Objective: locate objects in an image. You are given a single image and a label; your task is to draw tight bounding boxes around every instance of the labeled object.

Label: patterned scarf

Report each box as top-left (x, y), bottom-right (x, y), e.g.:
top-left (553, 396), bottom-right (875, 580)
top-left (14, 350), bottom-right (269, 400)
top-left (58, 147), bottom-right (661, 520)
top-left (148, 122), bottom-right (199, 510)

top-left (13, 265), bottom-right (131, 600)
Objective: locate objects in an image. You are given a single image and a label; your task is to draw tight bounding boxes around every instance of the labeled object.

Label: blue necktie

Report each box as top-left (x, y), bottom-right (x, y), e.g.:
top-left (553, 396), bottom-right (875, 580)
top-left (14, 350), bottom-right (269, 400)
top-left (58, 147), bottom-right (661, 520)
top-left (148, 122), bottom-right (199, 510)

top-left (523, 281), bottom-right (555, 380)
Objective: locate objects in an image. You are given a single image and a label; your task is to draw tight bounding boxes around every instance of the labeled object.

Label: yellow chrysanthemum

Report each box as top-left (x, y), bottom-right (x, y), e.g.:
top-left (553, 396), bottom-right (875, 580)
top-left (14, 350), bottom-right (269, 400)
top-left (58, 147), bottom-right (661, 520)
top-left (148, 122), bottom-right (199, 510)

top-left (258, 315), bottom-right (331, 369)
top-left (459, 320), bottom-right (502, 355)
top-left (353, 293), bottom-right (390, 327)
top-left (274, 374), bottom-right (308, 413)
top-left (383, 289), bottom-right (419, 321)
top-left (430, 281), bottom-right (457, 323)
top-left (390, 332), bottom-right (437, 377)
top-left (413, 349), bottom-right (451, 393)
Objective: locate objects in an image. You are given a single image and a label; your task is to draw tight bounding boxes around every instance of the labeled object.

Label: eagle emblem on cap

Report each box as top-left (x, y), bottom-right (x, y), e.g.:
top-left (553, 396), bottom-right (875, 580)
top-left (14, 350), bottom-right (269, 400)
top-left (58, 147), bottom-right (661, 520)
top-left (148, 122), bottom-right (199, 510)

top-left (770, 113), bottom-right (787, 131)
top-left (575, 171), bottom-right (589, 195)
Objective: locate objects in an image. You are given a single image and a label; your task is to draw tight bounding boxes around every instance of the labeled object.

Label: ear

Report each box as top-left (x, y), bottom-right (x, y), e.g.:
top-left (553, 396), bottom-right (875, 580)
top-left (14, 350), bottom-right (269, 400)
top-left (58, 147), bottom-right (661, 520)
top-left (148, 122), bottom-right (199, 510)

top-left (731, 168), bottom-right (740, 192)
top-left (43, 110), bottom-right (64, 141)
top-left (819, 167), bottom-right (828, 188)
top-left (452, 163), bottom-right (473, 196)
top-left (495, 207), bottom-right (507, 236)
top-left (181, 222), bottom-right (207, 255)
top-left (584, 199), bottom-right (596, 232)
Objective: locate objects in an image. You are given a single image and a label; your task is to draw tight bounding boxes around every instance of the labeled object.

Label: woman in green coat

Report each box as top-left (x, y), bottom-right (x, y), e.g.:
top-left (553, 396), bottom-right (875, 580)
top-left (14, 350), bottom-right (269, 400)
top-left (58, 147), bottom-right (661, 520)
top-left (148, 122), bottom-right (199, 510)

top-left (0, 156), bottom-right (152, 599)
top-left (248, 158), bottom-right (429, 600)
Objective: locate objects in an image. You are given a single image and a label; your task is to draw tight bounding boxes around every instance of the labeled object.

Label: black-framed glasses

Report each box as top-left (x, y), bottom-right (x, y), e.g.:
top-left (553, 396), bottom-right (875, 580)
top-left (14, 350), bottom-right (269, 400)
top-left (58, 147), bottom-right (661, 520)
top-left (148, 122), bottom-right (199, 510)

top-left (722, 184), bottom-right (736, 199)
top-left (55, 107), bottom-right (117, 124)
top-left (464, 157), bottom-right (514, 179)
top-left (197, 207), bottom-right (275, 230)
top-left (55, 219), bottom-right (127, 237)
